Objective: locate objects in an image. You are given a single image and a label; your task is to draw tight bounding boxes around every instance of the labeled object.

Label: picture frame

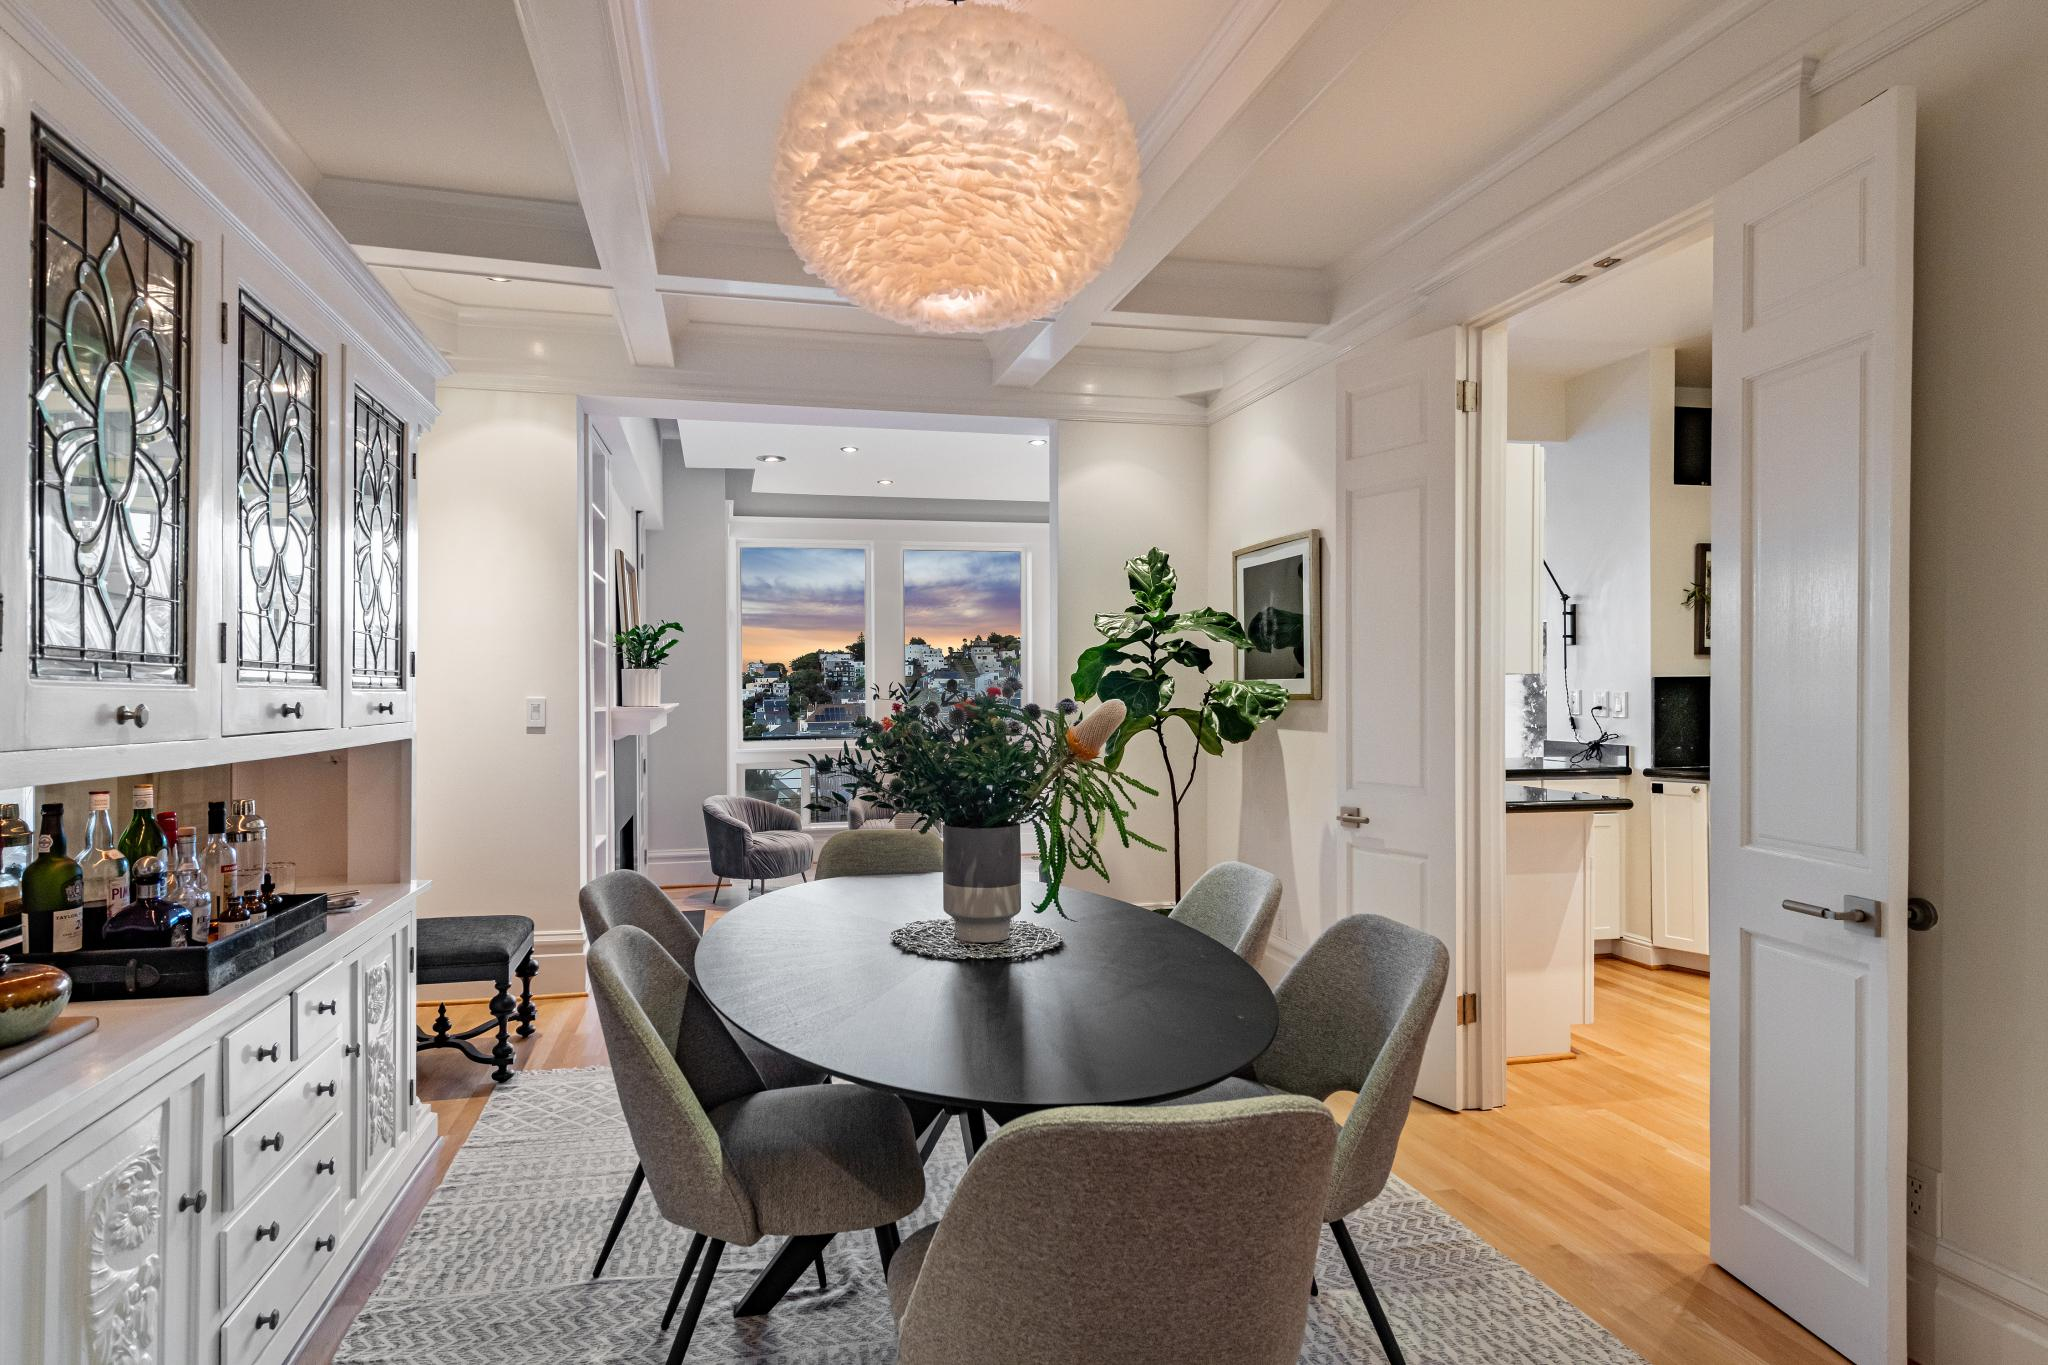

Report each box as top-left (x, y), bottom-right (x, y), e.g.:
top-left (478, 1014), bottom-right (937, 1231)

top-left (1693, 542), bottom-right (1712, 656)
top-left (1234, 530), bottom-right (1322, 701)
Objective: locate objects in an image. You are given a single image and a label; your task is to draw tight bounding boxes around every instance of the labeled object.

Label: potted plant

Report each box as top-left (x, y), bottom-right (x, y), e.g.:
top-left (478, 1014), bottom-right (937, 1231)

top-left (616, 621), bottom-right (684, 707)
top-left (807, 689), bottom-right (1156, 943)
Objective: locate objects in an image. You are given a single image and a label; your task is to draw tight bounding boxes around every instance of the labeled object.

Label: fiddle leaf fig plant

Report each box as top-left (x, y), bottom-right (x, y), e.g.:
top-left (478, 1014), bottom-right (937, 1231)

top-left (1073, 548), bottom-right (1291, 899)
top-left (616, 621), bottom-right (685, 669)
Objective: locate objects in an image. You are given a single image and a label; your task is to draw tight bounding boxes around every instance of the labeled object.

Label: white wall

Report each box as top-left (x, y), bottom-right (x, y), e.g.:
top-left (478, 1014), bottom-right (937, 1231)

top-left (1055, 420), bottom-right (1211, 907)
top-left (414, 388), bottom-right (585, 976)
top-left (641, 466), bottom-right (731, 883)
top-left (1202, 365), bottom-right (1338, 970)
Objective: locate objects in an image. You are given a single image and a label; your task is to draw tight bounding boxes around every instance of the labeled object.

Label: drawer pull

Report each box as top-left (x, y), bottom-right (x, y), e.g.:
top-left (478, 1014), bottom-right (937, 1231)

top-left (255, 1044), bottom-right (280, 1062)
top-left (316, 1081), bottom-right (337, 1097)
top-left (343, 1043), bottom-right (362, 1059)
top-left (255, 1311), bottom-right (280, 1331)
top-left (315, 1235), bottom-right (337, 1254)
top-left (316, 1159), bottom-right (336, 1175)
top-left (177, 1190), bottom-right (207, 1214)
top-left (114, 703), bottom-right (150, 728)
top-left (259, 1131), bottom-right (285, 1152)
top-left (373, 701), bottom-right (395, 715)
top-left (279, 701), bottom-right (305, 720)
top-left (315, 1000), bottom-right (338, 1015)
top-left (254, 1221), bottom-right (281, 1242)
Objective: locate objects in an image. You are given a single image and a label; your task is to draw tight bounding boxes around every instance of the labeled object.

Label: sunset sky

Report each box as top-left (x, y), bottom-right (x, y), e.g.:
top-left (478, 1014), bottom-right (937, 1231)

top-left (738, 546), bottom-right (1023, 668)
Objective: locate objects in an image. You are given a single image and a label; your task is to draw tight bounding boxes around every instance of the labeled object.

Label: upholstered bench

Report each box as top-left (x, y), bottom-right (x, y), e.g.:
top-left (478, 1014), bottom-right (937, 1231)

top-left (415, 914), bottom-right (539, 1083)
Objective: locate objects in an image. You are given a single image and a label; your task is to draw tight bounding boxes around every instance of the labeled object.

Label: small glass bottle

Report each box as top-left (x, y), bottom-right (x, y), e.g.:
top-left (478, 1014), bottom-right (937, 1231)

top-left (78, 791), bottom-right (130, 948)
top-left (202, 802), bottom-right (242, 930)
top-left (227, 798), bottom-right (268, 918)
top-left (0, 803), bottom-right (31, 914)
top-left (21, 803), bottom-right (85, 953)
top-left (118, 784), bottom-right (165, 905)
top-left (102, 852), bottom-right (192, 949)
top-left (172, 829), bottom-right (212, 944)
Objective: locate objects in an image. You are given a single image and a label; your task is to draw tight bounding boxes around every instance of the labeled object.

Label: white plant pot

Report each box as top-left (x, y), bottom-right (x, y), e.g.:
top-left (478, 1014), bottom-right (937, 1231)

top-left (621, 669), bottom-right (662, 707)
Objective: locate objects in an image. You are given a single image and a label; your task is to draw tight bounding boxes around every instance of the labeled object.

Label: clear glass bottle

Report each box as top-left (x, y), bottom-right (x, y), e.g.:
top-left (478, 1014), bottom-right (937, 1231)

top-left (117, 784), bottom-right (164, 905)
top-left (0, 803), bottom-right (31, 915)
top-left (21, 803), bottom-right (84, 953)
top-left (102, 852), bottom-right (192, 949)
top-left (172, 829), bottom-right (212, 944)
top-left (78, 791), bottom-right (130, 948)
top-left (203, 801), bottom-right (242, 929)
top-left (227, 798), bottom-right (268, 918)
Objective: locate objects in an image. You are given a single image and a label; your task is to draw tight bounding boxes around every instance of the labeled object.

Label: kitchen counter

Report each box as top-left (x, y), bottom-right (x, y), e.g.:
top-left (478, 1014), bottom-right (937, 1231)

top-left (1506, 740), bottom-right (1632, 780)
top-left (1506, 783), bottom-right (1635, 813)
top-left (1643, 766), bottom-right (1711, 781)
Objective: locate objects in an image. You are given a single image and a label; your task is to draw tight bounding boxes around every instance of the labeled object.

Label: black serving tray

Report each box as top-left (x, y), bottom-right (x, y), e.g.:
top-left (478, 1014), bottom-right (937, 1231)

top-left (17, 892), bottom-right (330, 999)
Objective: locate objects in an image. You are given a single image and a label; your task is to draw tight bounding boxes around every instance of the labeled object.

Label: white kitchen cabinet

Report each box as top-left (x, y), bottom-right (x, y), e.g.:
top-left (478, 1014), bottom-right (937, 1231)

top-left (1503, 442), bottom-right (1547, 676)
top-left (341, 349), bottom-right (425, 729)
top-left (1536, 777), bottom-right (1628, 942)
top-left (1650, 779), bottom-right (1711, 954)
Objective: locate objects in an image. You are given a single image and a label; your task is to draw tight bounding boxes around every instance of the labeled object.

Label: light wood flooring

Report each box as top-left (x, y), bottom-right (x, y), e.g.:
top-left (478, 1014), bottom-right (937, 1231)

top-left (308, 927), bottom-right (1842, 1365)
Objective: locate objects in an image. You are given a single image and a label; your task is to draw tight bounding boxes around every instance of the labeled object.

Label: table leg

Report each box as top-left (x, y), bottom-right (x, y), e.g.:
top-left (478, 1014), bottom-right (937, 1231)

top-left (961, 1109), bottom-right (989, 1159)
top-left (731, 1233), bottom-right (834, 1318)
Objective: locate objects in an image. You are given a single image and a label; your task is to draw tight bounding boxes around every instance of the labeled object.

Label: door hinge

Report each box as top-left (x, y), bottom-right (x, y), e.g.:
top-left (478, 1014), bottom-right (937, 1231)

top-left (408, 649), bottom-right (416, 678)
top-left (220, 300), bottom-right (229, 346)
top-left (1456, 992), bottom-right (1480, 1025)
top-left (410, 451), bottom-right (418, 480)
top-left (218, 621), bottom-right (228, 663)
top-left (408, 1079), bottom-right (416, 1106)
top-left (1455, 380), bottom-right (1480, 414)
top-left (408, 946), bottom-right (416, 972)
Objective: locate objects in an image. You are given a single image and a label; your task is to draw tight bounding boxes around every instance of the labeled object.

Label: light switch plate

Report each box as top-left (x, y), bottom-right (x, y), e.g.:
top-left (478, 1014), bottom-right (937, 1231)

top-left (1609, 690), bottom-right (1629, 719)
top-left (525, 697), bottom-right (547, 730)
top-left (1567, 689), bottom-right (1582, 716)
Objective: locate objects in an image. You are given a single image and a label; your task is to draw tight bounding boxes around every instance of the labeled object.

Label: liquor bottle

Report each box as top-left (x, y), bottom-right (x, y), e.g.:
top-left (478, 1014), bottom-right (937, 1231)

top-left (155, 809), bottom-right (179, 854)
top-left (118, 784), bottom-right (165, 903)
top-left (172, 830), bottom-right (212, 944)
top-left (0, 803), bottom-right (30, 914)
top-left (21, 803), bottom-right (84, 953)
top-left (102, 852), bottom-right (192, 949)
top-left (227, 798), bottom-right (268, 918)
top-left (78, 791), bottom-right (130, 947)
top-left (203, 802), bottom-right (242, 929)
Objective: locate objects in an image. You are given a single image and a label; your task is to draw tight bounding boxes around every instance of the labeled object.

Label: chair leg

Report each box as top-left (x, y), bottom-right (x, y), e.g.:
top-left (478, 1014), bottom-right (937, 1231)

top-left (1330, 1220), bottom-right (1406, 1365)
top-left (661, 1231), bottom-right (708, 1330)
top-left (916, 1109), bottom-right (951, 1163)
top-left (731, 1233), bottom-right (834, 1317)
top-left (667, 1238), bottom-right (724, 1365)
top-left (487, 976), bottom-right (517, 1083)
top-left (961, 1109), bottom-right (988, 1159)
top-left (591, 1163), bottom-right (645, 1280)
top-left (874, 1222), bottom-right (901, 1273)
top-left (813, 1250), bottom-right (828, 1291)
top-left (514, 952), bottom-right (539, 1038)
top-left (710, 878), bottom-right (725, 904)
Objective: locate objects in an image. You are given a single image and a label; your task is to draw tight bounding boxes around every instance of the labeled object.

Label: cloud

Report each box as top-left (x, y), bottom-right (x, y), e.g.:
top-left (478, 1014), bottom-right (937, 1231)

top-left (904, 550), bottom-right (1022, 643)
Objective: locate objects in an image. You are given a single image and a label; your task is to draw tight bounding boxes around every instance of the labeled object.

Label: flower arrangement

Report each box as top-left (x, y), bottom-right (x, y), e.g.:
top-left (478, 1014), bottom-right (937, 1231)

top-left (805, 687), bottom-right (1158, 911)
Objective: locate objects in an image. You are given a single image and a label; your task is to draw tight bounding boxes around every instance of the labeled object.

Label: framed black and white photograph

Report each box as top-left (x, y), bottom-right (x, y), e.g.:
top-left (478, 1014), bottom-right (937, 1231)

top-left (1234, 530), bottom-right (1322, 700)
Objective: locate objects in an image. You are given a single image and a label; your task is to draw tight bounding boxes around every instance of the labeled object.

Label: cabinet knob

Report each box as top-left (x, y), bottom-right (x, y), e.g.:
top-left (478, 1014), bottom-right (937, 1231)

top-left (254, 1044), bottom-right (280, 1062)
top-left (315, 1159), bottom-right (336, 1175)
top-left (279, 701), bottom-right (304, 720)
top-left (315, 1081), bottom-right (337, 1097)
top-left (372, 701), bottom-right (396, 715)
top-left (114, 703), bottom-right (150, 729)
top-left (343, 1043), bottom-right (362, 1059)
top-left (177, 1190), bottom-right (207, 1214)
top-left (315, 1235), bottom-right (337, 1254)
top-left (315, 1000), bottom-right (338, 1015)
top-left (255, 1312), bottom-right (280, 1331)
top-left (259, 1131), bottom-right (284, 1152)
top-left (255, 1221), bottom-right (280, 1242)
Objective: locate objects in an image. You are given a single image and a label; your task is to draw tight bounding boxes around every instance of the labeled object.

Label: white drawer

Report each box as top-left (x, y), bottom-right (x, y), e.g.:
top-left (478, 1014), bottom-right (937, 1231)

top-left (293, 959), bottom-right (350, 1059)
top-left (219, 1190), bottom-right (344, 1365)
top-left (223, 1043), bottom-right (346, 1208)
top-left (218, 1115), bottom-right (348, 1308)
top-left (222, 996), bottom-right (297, 1118)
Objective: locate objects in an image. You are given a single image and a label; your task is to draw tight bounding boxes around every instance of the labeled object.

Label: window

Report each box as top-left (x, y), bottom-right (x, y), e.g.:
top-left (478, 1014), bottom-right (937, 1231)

top-left (236, 294), bottom-right (322, 685)
top-left (351, 390), bottom-right (406, 689)
top-left (903, 549), bottom-right (1024, 707)
top-left (30, 123), bottom-right (193, 682)
top-left (742, 767), bottom-right (805, 815)
top-left (739, 546), bottom-right (868, 741)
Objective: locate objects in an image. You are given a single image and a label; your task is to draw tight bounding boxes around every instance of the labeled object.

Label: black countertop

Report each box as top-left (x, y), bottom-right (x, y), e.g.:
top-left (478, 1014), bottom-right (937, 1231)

top-left (1507, 740), bottom-right (1632, 780)
top-left (1506, 783), bottom-right (1636, 813)
top-left (1643, 766), bottom-right (1711, 781)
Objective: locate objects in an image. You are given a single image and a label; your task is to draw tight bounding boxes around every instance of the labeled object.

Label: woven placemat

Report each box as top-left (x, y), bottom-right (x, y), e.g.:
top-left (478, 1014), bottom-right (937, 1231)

top-left (890, 919), bottom-right (1064, 962)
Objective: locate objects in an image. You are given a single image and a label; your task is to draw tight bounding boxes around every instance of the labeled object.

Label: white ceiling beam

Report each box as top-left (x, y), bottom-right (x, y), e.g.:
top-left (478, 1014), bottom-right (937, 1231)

top-left (513, 0), bottom-right (674, 366)
top-left (317, 178), bottom-right (601, 273)
top-left (986, 0), bottom-right (1415, 388)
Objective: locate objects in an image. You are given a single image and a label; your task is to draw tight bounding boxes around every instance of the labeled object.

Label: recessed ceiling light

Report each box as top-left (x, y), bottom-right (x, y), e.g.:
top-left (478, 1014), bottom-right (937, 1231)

top-left (876, 478), bottom-right (895, 486)
top-left (1028, 438), bottom-right (1048, 447)
top-left (757, 454), bottom-right (787, 464)
top-left (486, 275), bottom-right (512, 283)
top-left (840, 445), bottom-right (860, 454)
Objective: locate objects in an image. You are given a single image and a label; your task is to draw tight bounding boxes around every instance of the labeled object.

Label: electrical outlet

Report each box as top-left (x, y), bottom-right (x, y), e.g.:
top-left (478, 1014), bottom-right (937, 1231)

top-left (1609, 690), bottom-right (1629, 719)
top-left (1590, 690), bottom-right (1609, 714)
top-left (1907, 1161), bottom-right (1940, 1235)
top-left (1567, 689), bottom-right (1582, 716)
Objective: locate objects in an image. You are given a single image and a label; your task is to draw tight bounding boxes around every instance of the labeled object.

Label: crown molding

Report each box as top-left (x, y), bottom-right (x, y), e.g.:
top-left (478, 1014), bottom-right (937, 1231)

top-left (138, 0), bottom-right (317, 186)
top-left (1807, 0), bottom-right (1991, 92)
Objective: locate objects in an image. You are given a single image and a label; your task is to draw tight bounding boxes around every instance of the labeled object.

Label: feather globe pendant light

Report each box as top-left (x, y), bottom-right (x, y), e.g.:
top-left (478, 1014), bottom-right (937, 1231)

top-left (773, 0), bottom-right (1140, 334)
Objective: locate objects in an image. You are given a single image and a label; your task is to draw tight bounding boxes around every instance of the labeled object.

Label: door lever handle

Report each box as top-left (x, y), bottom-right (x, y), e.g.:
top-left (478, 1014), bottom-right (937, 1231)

top-left (1336, 807), bottom-right (1371, 828)
top-left (1782, 896), bottom-right (1882, 933)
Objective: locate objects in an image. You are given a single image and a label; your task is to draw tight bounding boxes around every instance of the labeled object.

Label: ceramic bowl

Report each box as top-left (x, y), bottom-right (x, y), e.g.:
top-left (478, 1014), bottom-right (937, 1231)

top-left (0, 954), bottom-right (73, 1047)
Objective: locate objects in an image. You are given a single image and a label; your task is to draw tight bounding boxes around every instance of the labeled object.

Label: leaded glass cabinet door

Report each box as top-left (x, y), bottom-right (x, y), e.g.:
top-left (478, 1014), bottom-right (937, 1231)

top-left (343, 352), bottom-right (421, 728)
top-left (11, 120), bottom-right (226, 749)
top-left (221, 243), bottom-right (342, 735)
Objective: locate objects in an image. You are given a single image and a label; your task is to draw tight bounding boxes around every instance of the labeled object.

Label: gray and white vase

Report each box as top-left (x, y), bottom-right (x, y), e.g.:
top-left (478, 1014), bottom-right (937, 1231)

top-left (941, 824), bottom-right (1022, 943)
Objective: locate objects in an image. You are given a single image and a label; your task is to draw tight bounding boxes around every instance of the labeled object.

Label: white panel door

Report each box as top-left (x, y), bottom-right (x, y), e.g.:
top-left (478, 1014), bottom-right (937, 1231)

top-left (1334, 326), bottom-right (1469, 1110)
top-left (1710, 89), bottom-right (1914, 1365)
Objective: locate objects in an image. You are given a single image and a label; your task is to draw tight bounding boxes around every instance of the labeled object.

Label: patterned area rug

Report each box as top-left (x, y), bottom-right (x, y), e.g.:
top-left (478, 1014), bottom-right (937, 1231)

top-left (337, 1068), bottom-right (1645, 1363)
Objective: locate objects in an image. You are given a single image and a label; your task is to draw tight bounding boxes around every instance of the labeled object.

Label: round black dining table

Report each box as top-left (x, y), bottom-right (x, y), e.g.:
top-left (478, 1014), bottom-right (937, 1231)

top-left (694, 872), bottom-right (1279, 1112)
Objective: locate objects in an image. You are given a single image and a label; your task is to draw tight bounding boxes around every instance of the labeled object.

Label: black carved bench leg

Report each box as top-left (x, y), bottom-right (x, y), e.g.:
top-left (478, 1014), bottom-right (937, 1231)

top-left (431, 1001), bottom-right (454, 1045)
top-left (514, 951), bottom-right (539, 1038)
top-left (488, 974), bottom-right (517, 1083)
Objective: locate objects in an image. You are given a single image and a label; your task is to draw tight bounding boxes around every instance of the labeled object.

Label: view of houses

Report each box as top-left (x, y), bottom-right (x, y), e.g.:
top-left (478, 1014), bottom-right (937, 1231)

top-left (740, 632), bottom-right (1023, 739)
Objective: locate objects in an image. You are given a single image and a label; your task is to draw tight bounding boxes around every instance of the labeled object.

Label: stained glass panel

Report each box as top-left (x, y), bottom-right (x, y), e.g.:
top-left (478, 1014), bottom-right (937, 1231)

top-left (236, 294), bottom-right (321, 685)
top-left (350, 389), bottom-right (405, 689)
top-left (30, 123), bottom-right (192, 682)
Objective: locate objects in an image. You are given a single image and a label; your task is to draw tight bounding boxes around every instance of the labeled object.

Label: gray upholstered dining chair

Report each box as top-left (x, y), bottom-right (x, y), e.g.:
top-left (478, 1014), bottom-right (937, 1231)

top-left (845, 795), bottom-right (921, 829)
top-left (702, 795), bottom-right (813, 901)
top-left (1169, 860), bottom-right (1283, 964)
top-left (886, 1097), bottom-right (1336, 1365)
top-left (587, 925), bottom-right (925, 1363)
top-left (1164, 913), bottom-right (1448, 1365)
top-left (815, 827), bottom-right (944, 880)
top-left (577, 869), bottom-right (828, 1280)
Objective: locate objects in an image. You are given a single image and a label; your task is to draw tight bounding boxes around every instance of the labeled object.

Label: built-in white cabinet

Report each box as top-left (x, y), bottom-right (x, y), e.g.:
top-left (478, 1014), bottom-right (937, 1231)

top-left (341, 352), bottom-right (422, 730)
top-left (1650, 779), bottom-right (1710, 954)
top-left (1532, 777), bottom-right (1627, 941)
top-left (1503, 442), bottom-right (1547, 676)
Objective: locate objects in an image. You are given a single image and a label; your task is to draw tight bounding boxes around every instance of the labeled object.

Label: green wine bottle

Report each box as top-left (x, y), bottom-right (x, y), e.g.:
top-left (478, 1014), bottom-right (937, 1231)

top-left (22, 802), bottom-right (84, 953)
top-left (117, 783), bottom-right (164, 904)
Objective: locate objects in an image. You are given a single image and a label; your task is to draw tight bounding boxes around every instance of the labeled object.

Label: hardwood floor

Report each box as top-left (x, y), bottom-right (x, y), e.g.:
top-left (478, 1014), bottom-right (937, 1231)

top-left (310, 939), bottom-right (1841, 1365)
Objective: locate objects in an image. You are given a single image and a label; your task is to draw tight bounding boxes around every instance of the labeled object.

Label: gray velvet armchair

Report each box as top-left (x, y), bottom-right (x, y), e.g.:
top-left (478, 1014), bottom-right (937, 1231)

top-left (702, 794), bottom-right (814, 901)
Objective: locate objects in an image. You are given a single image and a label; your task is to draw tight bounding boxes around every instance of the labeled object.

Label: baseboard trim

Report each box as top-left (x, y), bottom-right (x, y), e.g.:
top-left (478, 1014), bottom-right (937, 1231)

top-left (646, 846), bottom-right (712, 886)
top-left (1909, 1231), bottom-right (2048, 1363)
top-left (1602, 938), bottom-right (1710, 974)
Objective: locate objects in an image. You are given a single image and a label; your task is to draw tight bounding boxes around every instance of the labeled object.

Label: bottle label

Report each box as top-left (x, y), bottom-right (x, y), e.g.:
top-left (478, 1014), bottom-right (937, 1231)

top-left (35, 834), bottom-right (51, 853)
top-left (31, 906), bottom-right (83, 953)
top-left (132, 788), bottom-right (152, 809)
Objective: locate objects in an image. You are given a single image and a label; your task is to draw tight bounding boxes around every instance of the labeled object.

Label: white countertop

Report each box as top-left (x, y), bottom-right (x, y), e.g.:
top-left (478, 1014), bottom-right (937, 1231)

top-left (0, 881), bottom-right (428, 1166)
